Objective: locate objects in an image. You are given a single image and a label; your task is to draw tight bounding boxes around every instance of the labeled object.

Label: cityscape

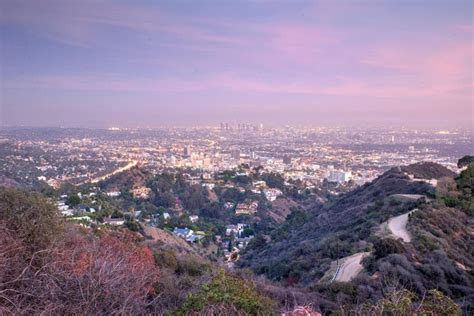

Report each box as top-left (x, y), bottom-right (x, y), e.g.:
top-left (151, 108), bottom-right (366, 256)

top-left (0, 0), bottom-right (472, 315)
top-left (1, 125), bottom-right (470, 189)
top-left (0, 126), bottom-right (471, 268)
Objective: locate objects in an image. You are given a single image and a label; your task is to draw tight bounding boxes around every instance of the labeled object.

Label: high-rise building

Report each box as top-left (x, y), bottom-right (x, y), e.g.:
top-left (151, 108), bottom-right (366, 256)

top-left (184, 145), bottom-right (192, 157)
top-left (327, 170), bottom-right (352, 183)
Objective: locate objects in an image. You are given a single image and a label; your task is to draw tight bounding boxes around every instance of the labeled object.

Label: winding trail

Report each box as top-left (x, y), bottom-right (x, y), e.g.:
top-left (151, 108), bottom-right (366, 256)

top-left (384, 209), bottom-right (417, 243)
top-left (333, 252), bottom-right (370, 282)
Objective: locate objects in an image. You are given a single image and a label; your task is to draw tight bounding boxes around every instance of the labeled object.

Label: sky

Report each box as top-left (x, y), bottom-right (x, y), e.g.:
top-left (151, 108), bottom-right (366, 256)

top-left (0, 0), bottom-right (472, 128)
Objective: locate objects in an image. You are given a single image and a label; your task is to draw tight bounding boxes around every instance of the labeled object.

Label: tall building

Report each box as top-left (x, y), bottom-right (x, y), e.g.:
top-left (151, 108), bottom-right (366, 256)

top-left (184, 145), bottom-right (192, 157)
top-left (327, 170), bottom-right (352, 183)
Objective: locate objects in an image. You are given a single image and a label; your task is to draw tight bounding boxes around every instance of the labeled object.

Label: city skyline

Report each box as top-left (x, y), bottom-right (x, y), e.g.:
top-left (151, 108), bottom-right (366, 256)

top-left (1, 0), bottom-right (473, 128)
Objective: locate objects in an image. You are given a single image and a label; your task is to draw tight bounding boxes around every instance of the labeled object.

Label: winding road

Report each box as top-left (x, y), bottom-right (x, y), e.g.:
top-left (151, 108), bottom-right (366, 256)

top-left (333, 252), bottom-right (370, 282)
top-left (385, 209), bottom-right (417, 243)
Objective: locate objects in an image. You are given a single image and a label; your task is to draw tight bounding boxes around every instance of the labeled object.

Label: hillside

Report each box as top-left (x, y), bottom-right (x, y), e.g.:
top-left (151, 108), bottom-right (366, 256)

top-left (0, 187), bottom-right (277, 315)
top-left (1, 161), bottom-right (471, 315)
top-left (0, 175), bottom-right (19, 188)
top-left (400, 161), bottom-right (457, 180)
top-left (98, 166), bottom-right (151, 191)
top-left (239, 162), bottom-right (473, 313)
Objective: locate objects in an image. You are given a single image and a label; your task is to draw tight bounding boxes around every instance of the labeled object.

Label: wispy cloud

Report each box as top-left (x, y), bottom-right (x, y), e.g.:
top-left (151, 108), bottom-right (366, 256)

top-left (1, 0), bottom-right (472, 127)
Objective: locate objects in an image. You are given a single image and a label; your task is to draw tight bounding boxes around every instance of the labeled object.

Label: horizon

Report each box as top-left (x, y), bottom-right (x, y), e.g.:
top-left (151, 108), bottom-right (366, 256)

top-left (1, 0), bottom-right (473, 128)
top-left (0, 121), bottom-right (474, 133)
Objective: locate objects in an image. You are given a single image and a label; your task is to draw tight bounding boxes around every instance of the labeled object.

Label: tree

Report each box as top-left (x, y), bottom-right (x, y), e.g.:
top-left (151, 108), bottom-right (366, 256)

top-left (457, 155), bottom-right (474, 168)
top-left (0, 188), bottom-right (63, 252)
top-left (456, 164), bottom-right (474, 215)
top-left (420, 289), bottom-right (461, 315)
top-left (153, 191), bottom-right (175, 208)
top-left (262, 172), bottom-right (285, 190)
top-left (67, 194), bottom-right (81, 207)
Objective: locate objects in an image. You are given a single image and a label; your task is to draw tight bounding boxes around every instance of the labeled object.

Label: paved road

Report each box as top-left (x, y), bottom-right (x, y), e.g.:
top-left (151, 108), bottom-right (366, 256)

top-left (387, 210), bottom-right (416, 242)
top-left (334, 252), bottom-right (370, 282)
top-left (391, 194), bottom-right (425, 200)
top-left (90, 160), bottom-right (138, 183)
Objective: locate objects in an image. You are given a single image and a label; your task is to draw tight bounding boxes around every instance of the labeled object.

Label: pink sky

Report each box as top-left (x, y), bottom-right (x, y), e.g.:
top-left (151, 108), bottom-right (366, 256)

top-left (1, 0), bottom-right (472, 128)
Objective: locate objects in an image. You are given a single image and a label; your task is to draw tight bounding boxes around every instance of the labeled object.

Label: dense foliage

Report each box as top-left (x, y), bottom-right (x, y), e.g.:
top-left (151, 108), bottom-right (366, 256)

top-left (178, 270), bottom-right (275, 315)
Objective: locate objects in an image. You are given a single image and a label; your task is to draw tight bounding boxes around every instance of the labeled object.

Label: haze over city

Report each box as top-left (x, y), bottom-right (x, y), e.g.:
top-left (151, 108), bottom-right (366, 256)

top-left (1, 0), bottom-right (472, 128)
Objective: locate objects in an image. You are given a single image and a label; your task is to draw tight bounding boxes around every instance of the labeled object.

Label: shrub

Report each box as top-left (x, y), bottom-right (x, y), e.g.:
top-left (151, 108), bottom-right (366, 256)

top-left (373, 238), bottom-right (405, 259)
top-left (176, 255), bottom-right (206, 276)
top-left (0, 188), bottom-right (63, 252)
top-left (154, 250), bottom-right (178, 271)
top-left (179, 270), bottom-right (275, 315)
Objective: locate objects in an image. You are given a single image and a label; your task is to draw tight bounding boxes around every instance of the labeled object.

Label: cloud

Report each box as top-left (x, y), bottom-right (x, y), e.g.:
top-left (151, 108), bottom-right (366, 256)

top-left (1, 0), bottom-right (472, 128)
top-left (361, 39), bottom-right (473, 96)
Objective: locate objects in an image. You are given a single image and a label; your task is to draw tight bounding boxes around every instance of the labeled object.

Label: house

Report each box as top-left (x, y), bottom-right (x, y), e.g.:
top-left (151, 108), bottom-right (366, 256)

top-left (57, 201), bottom-right (69, 212)
top-left (61, 209), bottom-right (74, 216)
top-left (252, 180), bottom-right (267, 190)
top-left (130, 186), bottom-right (151, 199)
top-left (263, 188), bottom-right (283, 201)
top-left (202, 182), bottom-right (215, 190)
top-left (235, 201), bottom-right (258, 215)
top-left (226, 223), bottom-right (247, 236)
top-left (173, 227), bottom-right (203, 242)
top-left (235, 236), bottom-right (254, 248)
top-left (189, 215), bottom-right (199, 223)
top-left (106, 190), bottom-right (121, 197)
top-left (163, 212), bottom-right (170, 220)
top-left (173, 227), bottom-right (194, 239)
top-left (69, 216), bottom-right (92, 222)
top-left (47, 179), bottom-right (61, 189)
